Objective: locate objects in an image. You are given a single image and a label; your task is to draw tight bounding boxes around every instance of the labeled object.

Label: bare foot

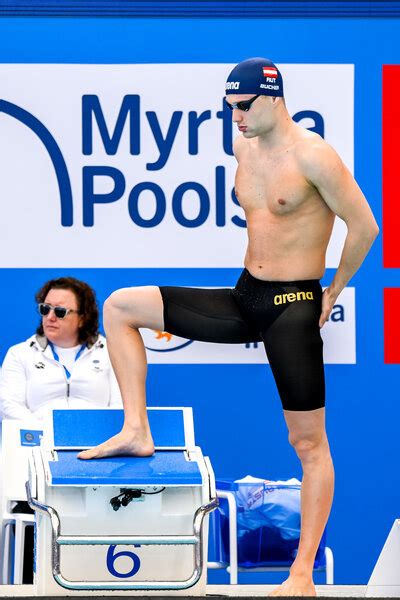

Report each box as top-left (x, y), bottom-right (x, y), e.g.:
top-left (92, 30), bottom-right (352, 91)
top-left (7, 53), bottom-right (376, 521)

top-left (77, 427), bottom-right (155, 460)
top-left (268, 574), bottom-right (316, 597)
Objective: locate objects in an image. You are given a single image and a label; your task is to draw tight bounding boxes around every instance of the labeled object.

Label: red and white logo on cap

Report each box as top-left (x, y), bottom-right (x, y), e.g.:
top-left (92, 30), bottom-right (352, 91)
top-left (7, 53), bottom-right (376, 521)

top-left (263, 66), bottom-right (278, 79)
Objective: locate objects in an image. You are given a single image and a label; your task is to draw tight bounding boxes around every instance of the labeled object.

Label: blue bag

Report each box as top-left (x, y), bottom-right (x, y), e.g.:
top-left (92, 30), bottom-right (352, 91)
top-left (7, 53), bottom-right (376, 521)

top-left (215, 476), bottom-right (326, 568)
top-left (234, 476), bottom-right (301, 541)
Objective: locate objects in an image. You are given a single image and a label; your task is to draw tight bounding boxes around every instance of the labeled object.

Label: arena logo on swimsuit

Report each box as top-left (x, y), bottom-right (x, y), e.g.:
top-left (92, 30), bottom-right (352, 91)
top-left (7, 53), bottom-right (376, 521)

top-left (273, 291), bottom-right (314, 305)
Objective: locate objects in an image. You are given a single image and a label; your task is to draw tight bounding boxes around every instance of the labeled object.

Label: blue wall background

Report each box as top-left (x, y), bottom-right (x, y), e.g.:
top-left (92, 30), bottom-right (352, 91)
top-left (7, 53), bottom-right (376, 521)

top-left (0, 13), bottom-right (399, 585)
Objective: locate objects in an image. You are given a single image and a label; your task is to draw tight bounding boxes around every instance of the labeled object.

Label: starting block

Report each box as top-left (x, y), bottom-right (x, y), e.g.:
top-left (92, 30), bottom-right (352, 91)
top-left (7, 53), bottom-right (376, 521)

top-left (26, 408), bottom-right (217, 595)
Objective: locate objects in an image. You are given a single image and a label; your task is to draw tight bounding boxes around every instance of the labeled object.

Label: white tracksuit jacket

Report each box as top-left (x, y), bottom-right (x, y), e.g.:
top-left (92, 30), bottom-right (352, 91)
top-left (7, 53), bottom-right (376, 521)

top-left (0, 334), bottom-right (122, 422)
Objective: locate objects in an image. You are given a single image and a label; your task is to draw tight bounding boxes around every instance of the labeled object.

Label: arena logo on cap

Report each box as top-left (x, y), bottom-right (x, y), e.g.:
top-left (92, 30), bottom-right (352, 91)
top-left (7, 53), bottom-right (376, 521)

top-left (226, 81), bottom-right (240, 90)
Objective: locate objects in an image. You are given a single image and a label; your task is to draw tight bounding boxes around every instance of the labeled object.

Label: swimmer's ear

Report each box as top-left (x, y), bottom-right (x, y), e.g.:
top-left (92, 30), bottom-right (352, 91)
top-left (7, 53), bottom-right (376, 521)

top-left (264, 96), bottom-right (279, 106)
top-left (271, 96), bottom-right (286, 109)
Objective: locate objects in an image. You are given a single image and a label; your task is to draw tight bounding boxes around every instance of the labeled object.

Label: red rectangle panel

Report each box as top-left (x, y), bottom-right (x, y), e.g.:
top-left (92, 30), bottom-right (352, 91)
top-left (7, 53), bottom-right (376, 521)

top-left (384, 288), bottom-right (400, 363)
top-left (383, 65), bottom-right (400, 267)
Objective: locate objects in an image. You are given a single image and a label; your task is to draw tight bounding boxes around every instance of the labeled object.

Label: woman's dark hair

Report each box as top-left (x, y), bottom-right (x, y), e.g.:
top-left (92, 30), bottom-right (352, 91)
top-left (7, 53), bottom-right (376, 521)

top-left (35, 277), bottom-right (99, 345)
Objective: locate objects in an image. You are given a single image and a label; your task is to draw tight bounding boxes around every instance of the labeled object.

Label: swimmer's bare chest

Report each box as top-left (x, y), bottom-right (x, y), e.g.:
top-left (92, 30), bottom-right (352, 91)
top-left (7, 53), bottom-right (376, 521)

top-left (235, 143), bottom-right (335, 281)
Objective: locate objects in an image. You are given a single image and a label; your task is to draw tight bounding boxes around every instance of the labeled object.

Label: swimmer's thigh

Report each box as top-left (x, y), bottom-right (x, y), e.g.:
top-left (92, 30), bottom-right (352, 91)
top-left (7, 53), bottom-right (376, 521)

top-left (159, 286), bottom-right (261, 343)
top-left (262, 297), bottom-right (325, 411)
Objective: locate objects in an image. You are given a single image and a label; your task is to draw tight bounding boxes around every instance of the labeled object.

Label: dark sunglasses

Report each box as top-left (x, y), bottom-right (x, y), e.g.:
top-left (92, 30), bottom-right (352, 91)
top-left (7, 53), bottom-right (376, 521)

top-left (38, 303), bottom-right (80, 320)
top-left (225, 94), bottom-right (260, 112)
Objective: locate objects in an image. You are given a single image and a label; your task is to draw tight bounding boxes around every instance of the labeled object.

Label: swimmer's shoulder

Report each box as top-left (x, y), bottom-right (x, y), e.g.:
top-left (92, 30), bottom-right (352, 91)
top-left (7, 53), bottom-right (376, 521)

top-left (293, 128), bottom-right (346, 183)
top-left (233, 135), bottom-right (249, 162)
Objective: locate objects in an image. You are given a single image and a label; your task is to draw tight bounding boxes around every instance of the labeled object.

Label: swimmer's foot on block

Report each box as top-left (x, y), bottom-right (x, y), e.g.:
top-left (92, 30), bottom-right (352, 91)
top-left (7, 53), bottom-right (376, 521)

top-left (77, 427), bottom-right (155, 460)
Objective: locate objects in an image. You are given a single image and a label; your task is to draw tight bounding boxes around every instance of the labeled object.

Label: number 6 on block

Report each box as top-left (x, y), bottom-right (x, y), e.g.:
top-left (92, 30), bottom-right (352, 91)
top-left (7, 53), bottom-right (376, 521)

top-left (106, 545), bottom-right (141, 578)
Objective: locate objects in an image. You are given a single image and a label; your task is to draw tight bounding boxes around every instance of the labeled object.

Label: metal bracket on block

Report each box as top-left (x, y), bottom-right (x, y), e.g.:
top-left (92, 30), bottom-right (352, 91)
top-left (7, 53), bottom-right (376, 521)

top-left (26, 480), bottom-right (218, 591)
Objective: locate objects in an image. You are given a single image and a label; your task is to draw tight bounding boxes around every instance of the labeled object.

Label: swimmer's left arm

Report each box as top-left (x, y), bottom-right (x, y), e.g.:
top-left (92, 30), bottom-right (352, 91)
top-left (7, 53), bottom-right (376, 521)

top-left (299, 141), bottom-right (379, 326)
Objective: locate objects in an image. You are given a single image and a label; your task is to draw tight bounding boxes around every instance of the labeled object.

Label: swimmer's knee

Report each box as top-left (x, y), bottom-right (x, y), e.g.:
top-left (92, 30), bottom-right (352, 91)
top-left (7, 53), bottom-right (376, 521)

top-left (289, 435), bottom-right (319, 453)
top-left (104, 286), bottom-right (163, 329)
top-left (289, 432), bottom-right (329, 462)
top-left (104, 287), bottom-right (143, 326)
top-left (105, 287), bottom-right (135, 312)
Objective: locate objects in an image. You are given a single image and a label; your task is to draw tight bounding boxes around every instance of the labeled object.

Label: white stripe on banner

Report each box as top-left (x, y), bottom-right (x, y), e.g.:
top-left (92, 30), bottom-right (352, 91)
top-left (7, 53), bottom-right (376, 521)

top-left (0, 63), bottom-right (353, 268)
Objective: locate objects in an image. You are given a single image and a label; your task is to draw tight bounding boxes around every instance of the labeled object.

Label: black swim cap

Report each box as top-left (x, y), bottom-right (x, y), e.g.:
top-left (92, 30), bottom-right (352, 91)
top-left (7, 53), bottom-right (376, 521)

top-left (225, 57), bottom-right (284, 97)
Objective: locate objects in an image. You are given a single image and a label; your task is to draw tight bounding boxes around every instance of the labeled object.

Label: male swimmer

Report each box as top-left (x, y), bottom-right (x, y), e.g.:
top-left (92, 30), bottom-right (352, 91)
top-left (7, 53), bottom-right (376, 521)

top-left (79, 58), bottom-right (379, 596)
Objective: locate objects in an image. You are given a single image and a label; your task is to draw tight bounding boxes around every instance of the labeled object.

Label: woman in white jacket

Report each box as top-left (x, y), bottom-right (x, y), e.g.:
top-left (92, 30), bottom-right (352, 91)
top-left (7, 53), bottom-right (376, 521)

top-left (0, 277), bottom-right (122, 422)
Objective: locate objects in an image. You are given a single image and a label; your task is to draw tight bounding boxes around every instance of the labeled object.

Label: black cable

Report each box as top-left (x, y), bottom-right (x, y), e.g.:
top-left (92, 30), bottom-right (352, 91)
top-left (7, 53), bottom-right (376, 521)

top-left (141, 487), bottom-right (166, 495)
top-left (110, 487), bottom-right (165, 510)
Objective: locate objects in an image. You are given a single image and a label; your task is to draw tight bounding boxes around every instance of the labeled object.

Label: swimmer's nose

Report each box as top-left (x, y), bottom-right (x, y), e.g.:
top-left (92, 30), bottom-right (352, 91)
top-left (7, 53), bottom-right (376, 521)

top-left (232, 108), bottom-right (243, 123)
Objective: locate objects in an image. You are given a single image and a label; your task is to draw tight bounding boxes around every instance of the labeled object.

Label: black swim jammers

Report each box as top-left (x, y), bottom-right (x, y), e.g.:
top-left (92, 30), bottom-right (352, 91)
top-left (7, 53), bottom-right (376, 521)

top-left (159, 268), bottom-right (325, 411)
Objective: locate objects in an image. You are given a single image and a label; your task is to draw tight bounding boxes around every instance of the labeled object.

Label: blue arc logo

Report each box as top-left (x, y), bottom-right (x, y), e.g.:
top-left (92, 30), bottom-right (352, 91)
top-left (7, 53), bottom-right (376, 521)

top-left (0, 99), bottom-right (73, 226)
top-left (145, 339), bottom-right (194, 352)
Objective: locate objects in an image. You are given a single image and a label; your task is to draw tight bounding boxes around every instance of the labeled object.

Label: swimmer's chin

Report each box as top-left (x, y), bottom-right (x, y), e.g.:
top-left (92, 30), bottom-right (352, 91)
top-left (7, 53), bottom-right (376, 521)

top-left (241, 129), bottom-right (258, 139)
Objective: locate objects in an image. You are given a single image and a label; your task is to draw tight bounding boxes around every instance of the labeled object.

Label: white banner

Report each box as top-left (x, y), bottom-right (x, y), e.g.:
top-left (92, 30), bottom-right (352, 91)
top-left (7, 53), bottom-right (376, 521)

top-left (142, 287), bottom-right (356, 364)
top-left (0, 63), bottom-right (353, 268)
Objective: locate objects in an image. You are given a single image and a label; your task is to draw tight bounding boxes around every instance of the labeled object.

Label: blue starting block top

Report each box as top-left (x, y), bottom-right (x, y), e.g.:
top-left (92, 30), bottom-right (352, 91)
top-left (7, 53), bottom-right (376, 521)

top-left (49, 451), bottom-right (202, 486)
top-left (51, 409), bottom-right (190, 449)
top-left (44, 409), bottom-right (201, 488)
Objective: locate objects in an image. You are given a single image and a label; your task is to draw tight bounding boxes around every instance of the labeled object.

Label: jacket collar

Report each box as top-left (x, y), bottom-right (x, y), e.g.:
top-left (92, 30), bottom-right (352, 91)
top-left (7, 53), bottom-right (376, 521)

top-left (34, 334), bottom-right (99, 351)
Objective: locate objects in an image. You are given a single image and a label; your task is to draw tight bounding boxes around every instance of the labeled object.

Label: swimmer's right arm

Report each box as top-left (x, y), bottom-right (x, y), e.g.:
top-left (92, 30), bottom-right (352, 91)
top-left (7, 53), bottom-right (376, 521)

top-left (299, 140), bottom-right (379, 326)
